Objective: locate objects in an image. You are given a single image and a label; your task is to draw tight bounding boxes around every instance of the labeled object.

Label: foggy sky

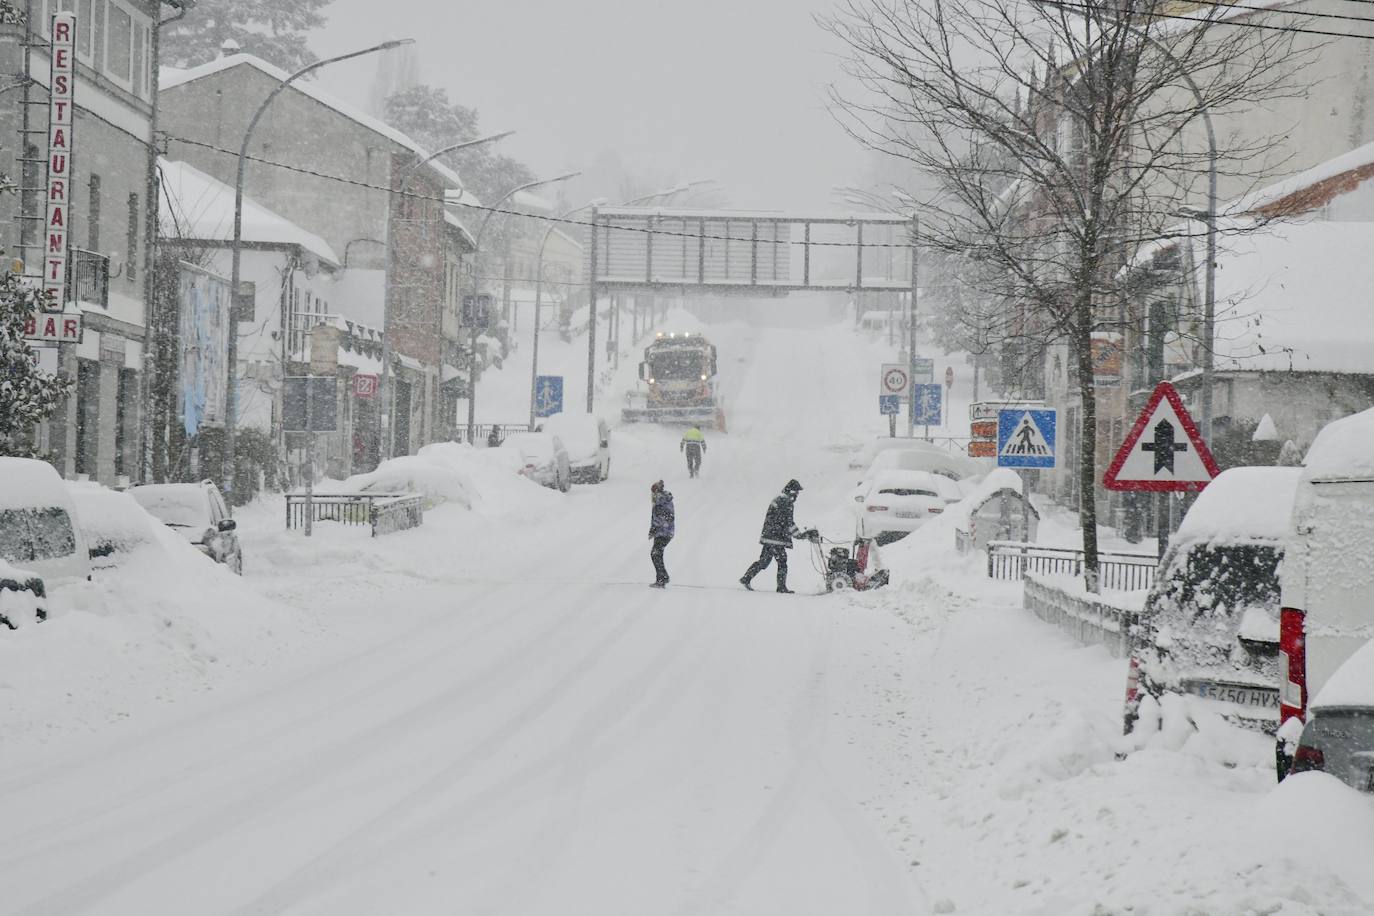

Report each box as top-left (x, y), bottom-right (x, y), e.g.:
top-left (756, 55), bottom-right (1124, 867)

top-left (311, 0), bottom-right (872, 209)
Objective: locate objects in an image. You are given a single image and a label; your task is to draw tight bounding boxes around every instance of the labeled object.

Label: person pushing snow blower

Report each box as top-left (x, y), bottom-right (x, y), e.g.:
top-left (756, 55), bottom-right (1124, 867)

top-left (680, 426), bottom-right (707, 478)
top-left (740, 479), bottom-right (816, 593)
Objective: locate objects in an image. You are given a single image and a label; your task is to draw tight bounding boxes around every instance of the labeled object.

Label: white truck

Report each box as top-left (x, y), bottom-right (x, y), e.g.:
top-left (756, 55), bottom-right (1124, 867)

top-left (1277, 407), bottom-right (1374, 772)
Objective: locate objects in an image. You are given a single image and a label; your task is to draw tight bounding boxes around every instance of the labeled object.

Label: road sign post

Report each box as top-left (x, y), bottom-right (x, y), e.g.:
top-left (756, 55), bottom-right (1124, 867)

top-left (879, 393), bottom-right (900, 437)
top-left (534, 375), bottom-right (564, 418)
top-left (284, 376), bottom-right (338, 538)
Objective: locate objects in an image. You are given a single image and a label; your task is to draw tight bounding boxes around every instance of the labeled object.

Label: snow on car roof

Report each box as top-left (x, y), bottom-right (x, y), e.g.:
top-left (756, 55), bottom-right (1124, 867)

top-left (1313, 633), bottom-right (1374, 709)
top-left (1173, 467), bottom-right (1302, 545)
top-left (1303, 407), bottom-right (1374, 479)
top-left (0, 458), bottom-right (72, 510)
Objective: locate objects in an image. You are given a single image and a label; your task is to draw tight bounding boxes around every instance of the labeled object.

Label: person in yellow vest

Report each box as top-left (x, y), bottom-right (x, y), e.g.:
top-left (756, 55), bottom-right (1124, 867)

top-left (680, 426), bottom-right (707, 478)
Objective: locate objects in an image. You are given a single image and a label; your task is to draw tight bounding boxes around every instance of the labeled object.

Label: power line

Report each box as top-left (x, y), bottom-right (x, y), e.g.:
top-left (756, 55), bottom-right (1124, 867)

top-left (1035, 0), bottom-right (1374, 41)
top-left (163, 135), bottom-right (918, 250)
top-left (1180, 0), bottom-right (1374, 26)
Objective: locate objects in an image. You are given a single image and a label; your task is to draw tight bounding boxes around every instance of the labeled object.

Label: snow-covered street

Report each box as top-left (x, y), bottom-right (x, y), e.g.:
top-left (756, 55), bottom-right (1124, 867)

top-left (2, 318), bottom-right (1371, 915)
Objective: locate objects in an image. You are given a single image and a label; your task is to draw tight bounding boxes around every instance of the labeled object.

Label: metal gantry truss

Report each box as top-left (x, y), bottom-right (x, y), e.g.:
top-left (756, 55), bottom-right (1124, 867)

top-left (586, 208), bottom-right (917, 296)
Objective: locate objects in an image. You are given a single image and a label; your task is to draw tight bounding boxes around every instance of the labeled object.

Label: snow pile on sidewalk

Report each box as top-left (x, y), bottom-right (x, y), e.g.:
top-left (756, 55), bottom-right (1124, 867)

top-left (0, 485), bottom-right (313, 751)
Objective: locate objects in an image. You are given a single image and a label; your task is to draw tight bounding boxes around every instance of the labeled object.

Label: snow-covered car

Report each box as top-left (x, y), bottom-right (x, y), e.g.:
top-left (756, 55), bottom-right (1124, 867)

top-left (65, 482), bottom-right (162, 571)
top-left (345, 455), bottom-right (473, 508)
top-left (502, 432), bottom-right (572, 492)
top-left (0, 558), bottom-right (46, 630)
top-left (1288, 637), bottom-right (1374, 791)
top-left (536, 413), bottom-right (611, 483)
top-left (1124, 467), bottom-right (1301, 758)
top-left (1277, 407), bottom-right (1374, 776)
top-left (130, 481), bottom-right (242, 574)
top-left (0, 457), bottom-right (90, 588)
top-left (854, 469), bottom-right (948, 544)
top-left (852, 440), bottom-right (980, 500)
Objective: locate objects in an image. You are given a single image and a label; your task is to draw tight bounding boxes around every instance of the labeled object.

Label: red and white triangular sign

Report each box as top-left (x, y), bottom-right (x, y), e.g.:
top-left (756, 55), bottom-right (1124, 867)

top-left (1103, 381), bottom-right (1220, 492)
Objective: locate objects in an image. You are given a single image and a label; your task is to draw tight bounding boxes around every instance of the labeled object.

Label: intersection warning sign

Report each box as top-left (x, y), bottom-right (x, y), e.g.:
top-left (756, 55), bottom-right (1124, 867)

top-left (1103, 381), bottom-right (1219, 491)
top-left (997, 408), bottom-right (1057, 469)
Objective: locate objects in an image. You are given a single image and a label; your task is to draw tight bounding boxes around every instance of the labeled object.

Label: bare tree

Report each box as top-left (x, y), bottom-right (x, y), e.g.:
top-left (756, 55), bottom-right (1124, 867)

top-left (824, 0), bottom-right (1303, 590)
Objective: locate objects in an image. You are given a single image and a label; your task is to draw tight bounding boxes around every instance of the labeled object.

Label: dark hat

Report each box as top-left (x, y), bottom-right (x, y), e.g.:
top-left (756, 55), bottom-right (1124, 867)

top-left (650, 480), bottom-right (664, 493)
top-left (783, 479), bottom-right (802, 494)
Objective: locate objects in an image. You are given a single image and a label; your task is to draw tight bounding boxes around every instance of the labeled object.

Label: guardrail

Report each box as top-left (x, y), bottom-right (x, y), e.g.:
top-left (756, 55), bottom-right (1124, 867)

top-left (1023, 574), bottom-right (1142, 658)
top-left (452, 423), bottom-right (532, 447)
top-left (987, 540), bottom-right (1157, 592)
top-left (285, 493), bottom-right (425, 537)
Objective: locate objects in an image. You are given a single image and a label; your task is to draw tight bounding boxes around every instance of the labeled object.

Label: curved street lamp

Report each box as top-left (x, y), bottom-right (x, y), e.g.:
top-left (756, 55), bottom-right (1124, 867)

top-left (222, 38), bottom-right (413, 499)
top-left (458, 171), bottom-right (580, 442)
top-left (377, 129), bottom-right (514, 460)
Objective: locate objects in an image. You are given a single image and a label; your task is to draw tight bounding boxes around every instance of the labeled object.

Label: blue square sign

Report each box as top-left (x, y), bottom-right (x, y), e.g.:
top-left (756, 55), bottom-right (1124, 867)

top-left (534, 375), bottom-right (564, 418)
top-left (912, 383), bottom-right (942, 425)
top-left (879, 394), bottom-right (900, 416)
top-left (997, 408), bottom-right (1058, 468)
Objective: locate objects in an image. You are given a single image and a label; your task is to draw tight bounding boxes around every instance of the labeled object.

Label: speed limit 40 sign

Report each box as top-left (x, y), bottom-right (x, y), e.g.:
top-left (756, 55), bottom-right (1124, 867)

top-left (880, 363), bottom-right (910, 397)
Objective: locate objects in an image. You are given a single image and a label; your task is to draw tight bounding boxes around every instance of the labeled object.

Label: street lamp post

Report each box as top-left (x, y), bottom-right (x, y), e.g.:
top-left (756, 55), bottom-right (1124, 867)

top-left (460, 171), bottom-right (579, 442)
top-left (223, 38), bottom-right (412, 500)
top-left (530, 198), bottom-right (605, 429)
top-left (378, 130), bottom-right (513, 460)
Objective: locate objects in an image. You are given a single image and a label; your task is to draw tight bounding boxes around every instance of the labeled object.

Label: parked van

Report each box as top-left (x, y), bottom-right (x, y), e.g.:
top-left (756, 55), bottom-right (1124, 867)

top-left (1277, 408), bottom-right (1374, 773)
top-left (1124, 466), bottom-right (1301, 767)
top-left (0, 457), bottom-right (90, 590)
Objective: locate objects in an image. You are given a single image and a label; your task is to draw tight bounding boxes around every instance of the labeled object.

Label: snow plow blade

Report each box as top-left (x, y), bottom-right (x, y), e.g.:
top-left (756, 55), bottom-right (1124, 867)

top-left (621, 405), bottom-right (726, 430)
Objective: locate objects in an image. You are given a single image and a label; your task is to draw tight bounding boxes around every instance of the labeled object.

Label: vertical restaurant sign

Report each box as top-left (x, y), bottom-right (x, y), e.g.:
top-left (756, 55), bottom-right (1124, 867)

top-left (44, 12), bottom-right (75, 312)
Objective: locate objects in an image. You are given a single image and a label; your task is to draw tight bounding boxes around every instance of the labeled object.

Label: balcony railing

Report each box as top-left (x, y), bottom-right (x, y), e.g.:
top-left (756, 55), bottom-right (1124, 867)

top-left (70, 249), bottom-right (109, 308)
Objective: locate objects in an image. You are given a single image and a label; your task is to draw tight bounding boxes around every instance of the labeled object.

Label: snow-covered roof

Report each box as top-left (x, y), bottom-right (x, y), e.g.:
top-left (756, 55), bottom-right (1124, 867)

top-left (512, 190), bottom-right (555, 213)
top-left (160, 54), bottom-right (467, 191)
top-left (159, 159), bottom-right (339, 265)
top-left (1233, 139), bottom-right (1374, 216)
top-left (443, 211), bottom-right (477, 249)
top-left (1302, 407), bottom-right (1374, 479)
top-left (1173, 467), bottom-right (1302, 545)
top-left (1205, 219), bottom-right (1374, 374)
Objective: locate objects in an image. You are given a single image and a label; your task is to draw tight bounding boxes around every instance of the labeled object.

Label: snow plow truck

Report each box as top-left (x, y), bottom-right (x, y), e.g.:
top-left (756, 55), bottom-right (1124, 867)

top-left (622, 332), bottom-right (726, 430)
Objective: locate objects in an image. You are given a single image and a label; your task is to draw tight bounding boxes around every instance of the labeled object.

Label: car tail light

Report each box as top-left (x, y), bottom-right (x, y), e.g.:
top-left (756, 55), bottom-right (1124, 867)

top-left (1279, 607), bottom-right (1307, 726)
top-left (927, 507), bottom-right (943, 514)
top-left (1290, 742), bottom-right (1325, 773)
top-left (866, 504), bottom-right (889, 513)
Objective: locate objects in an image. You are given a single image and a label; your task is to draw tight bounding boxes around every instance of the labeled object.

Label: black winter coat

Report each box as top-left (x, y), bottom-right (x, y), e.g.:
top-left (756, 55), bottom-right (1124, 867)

top-left (758, 492), bottom-right (800, 547)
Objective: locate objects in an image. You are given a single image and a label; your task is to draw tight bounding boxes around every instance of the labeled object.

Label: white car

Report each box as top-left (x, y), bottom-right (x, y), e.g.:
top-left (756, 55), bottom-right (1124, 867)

top-left (0, 457), bottom-right (90, 589)
top-left (1287, 636), bottom-right (1374, 791)
top-left (502, 432), bottom-right (573, 492)
top-left (854, 469), bottom-right (949, 544)
top-left (536, 413), bottom-right (611, 484)
top-left (131, 481), bottom-right (242, 574)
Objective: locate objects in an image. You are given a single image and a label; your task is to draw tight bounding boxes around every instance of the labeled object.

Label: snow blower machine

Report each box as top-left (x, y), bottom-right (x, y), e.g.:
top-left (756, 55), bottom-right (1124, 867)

top-left (622, 332), bottom-right (726, 431)
top-left (803, 530), bottom-right (891, 593)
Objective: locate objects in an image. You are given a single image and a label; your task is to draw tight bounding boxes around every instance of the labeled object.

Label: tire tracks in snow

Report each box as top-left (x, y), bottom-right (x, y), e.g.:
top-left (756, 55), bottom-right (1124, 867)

top-left (2, 585), bottom-right (626, 916)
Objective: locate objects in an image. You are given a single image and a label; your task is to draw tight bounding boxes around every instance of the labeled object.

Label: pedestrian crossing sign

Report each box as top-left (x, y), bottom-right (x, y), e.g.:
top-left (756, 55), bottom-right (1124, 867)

top-left (996, 408), bottom-right (1057, 468)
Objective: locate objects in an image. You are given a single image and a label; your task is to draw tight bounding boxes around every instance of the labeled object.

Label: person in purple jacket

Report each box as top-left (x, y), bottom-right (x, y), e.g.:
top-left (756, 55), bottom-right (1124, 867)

top-left (648, 480), bottom-right (675, 588)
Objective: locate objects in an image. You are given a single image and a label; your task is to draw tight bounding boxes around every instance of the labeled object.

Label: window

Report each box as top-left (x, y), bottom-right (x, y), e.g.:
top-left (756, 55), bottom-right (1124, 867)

top-left (75, 359), bottom-right (99, 476)
top-left (132, 22), bottom-right (146, 98)
top-left (115, 368), bottom-right (131, 476)
top-left (76, 0), bottom-right (93, 62)
top-left (126, 193), bottom-right (138, 281)
top-left (105, 2), bottom-right (130, 84)
top-left (87, 173), bottom-right (100, 250)
top-left (0, 509), bottom-right (77, 563)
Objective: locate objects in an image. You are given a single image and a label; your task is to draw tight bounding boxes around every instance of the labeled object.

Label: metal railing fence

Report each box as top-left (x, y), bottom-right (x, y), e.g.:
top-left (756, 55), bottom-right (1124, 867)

top-left (987, 540), bottom-right (1157, 592)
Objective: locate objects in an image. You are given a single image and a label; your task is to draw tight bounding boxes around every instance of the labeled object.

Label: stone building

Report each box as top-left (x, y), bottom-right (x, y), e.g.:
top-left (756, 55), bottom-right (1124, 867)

top-left (157, 52), bottom-right (476, 459)
top-left (0, 0), bottom-right (185, 484)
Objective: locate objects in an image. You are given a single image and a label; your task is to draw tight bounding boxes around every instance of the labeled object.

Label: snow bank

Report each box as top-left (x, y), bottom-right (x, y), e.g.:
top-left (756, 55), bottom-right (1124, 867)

top-left (1172, 466), bottom-right (1302, 545)
top-left (0, 484), bottom-right (309, 749)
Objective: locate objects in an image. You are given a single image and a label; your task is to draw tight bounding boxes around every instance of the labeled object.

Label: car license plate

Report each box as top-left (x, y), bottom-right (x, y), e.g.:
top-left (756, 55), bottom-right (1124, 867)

top-left (894, 510), bottom-right (920, 518)
top-left (1189, 680), bottom-right (1280, 711)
